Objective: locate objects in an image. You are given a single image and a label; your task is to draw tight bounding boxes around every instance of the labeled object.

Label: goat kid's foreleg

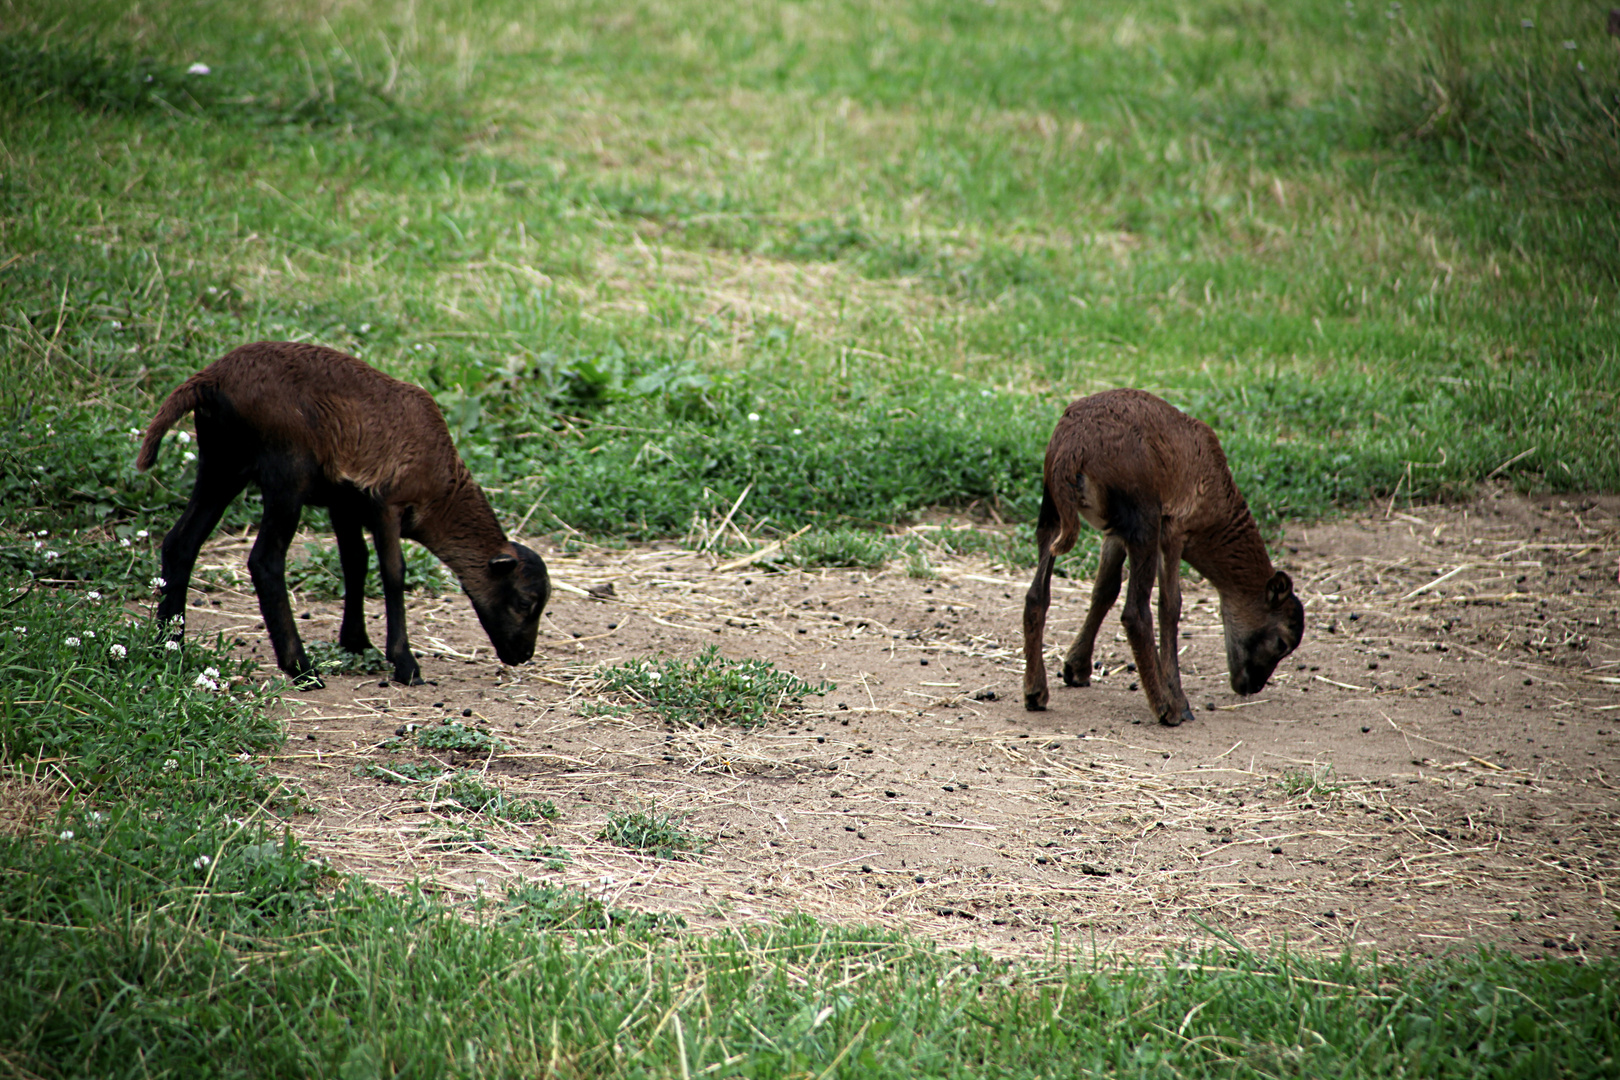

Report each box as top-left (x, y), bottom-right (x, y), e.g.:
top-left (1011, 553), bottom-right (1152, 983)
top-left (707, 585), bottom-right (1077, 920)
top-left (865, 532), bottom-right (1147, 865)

top-left (1063, 534), bottom-right (1125, 687)
top-left (1117, 537), bottom-right (1188, 727)
top-left (1154, 535), bottom-right (1195, 726)
top-left (1022, 537), bottom-right (1058, 711)
top-left (330, 504), bottom-right (375, 654)
top-left (372, 510), bottom-right (423, 686)
top-left (156, 462), bottom-right (247, 636)
top-left (247, 493), bottom-right (322, 689)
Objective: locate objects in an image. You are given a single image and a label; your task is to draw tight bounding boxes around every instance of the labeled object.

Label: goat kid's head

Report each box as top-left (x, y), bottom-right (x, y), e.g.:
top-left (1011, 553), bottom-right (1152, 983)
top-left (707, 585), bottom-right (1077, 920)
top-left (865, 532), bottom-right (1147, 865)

top-left (468, 543), bottom-right (551, 666)
top-left (1223, 570), bottom-right (1305, 696)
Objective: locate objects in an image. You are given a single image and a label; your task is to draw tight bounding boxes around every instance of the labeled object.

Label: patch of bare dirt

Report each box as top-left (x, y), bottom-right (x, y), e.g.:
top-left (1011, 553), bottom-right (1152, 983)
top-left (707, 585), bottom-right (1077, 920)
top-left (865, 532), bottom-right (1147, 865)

top-left (189, 490), bottom-right (1620, 959)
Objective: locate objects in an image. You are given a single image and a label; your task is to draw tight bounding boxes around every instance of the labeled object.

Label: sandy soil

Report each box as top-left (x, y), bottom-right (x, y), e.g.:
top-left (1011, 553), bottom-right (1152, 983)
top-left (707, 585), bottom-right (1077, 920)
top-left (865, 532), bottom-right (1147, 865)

top-left (188, 490), bottom-right (1620, 959)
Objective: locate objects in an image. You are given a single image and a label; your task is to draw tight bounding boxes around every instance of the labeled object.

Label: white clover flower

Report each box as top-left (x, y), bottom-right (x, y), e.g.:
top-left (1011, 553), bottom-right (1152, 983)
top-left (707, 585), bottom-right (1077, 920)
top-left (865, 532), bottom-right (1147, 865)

top-left (35, 529), bottom-right (48, 537)
top-left (203, 666), bottom-right (220, 678)
top-left (43, 550), bottom-right (60, 560)
top-left (792, 428), bottom-right (803, 436)
top-left (193, 854), bottom-right (212, 869)
top-left (137, 529), bottom-right (150, 539)
top-left (747, 412), bottom-right (760, 422)
top-left (64, 636), bottom-right (81, 647)
top-left (110, 320), bottom-right (122, 330)
top-left (89, 811), bottom-right (105, 825)
top-left (87, 591), bottom-right (102, 601)
top-left (150, 576), bottom-right (166, 588)
top-left (647, 670), bottom-right (662, 681)
top-left (195, 673), bottom-right (219, 690)
top-left (109, 643), bottom-right (127, 659)
top-left (13, 626), bottom-right (26, 635)
top-left (235, 752), bottom-right (251, 763)
top-left (163, 758), bottom-right (179, 772)
top-left (187, 62), bottom-right (211, 75)
top-left (165, 640), bottom-right (181, 652)
top-left (59, 829), bottom-right (74, 841)
top-left (84, 630), bottom-right (95, 639)
top-left (177, 431), bottom-right (192, 444)
top-left (182, 452), bottom-right (196, 463)
top-left (120, 537), bottom-right (132, 548)
top-left (475, 878), bottom-right (488, 889)
top-left (359, 323), bottom-right (371, 333)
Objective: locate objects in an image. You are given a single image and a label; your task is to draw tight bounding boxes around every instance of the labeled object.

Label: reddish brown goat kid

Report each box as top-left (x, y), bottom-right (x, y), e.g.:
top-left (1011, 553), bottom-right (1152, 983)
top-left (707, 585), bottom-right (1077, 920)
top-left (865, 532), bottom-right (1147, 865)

top-left (1023, 389), bottom-right (1304, 725)
top-left (138, 341), bottom-right (551, 689)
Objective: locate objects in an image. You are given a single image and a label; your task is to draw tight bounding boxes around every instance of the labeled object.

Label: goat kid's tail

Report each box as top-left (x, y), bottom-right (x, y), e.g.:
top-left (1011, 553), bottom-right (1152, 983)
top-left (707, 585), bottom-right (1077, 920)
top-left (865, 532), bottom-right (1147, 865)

top-left (136, 378), bottom-right (207, 471)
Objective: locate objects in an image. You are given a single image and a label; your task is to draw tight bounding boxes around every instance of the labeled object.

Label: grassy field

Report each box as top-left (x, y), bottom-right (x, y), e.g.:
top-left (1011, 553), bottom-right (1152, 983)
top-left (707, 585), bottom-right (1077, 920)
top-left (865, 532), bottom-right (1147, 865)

top-left (3, 0), bottom-right (1618, 1075)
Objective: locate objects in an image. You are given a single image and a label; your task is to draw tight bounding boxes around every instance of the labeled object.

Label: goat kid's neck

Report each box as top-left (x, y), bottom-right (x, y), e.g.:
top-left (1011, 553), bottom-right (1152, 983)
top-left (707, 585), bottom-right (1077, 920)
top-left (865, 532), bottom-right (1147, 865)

top-left (408, 483), bottom-right (511, 584)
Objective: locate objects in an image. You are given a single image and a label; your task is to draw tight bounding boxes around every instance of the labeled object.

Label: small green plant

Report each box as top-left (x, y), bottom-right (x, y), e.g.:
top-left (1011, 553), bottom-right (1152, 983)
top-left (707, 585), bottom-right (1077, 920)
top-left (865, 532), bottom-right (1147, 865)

top-left (439, 776), bottom-right (558, 823)
top-left (781, 527), bottom-right (897, 570)
top-left (595, 646), bottom-right (832, 729)
top-left (353, 761), bottom-right (448, 784)
top-left (1279, 766), bottom-right (1342, 800)
top-left (396, 722), bottom-right (510, 754)
top-left (904, 545), bottom-right (936, 579)
top-left (306, 640), bottom-right (390, 676)
top-left (597, 805), bottom-right (706, 861)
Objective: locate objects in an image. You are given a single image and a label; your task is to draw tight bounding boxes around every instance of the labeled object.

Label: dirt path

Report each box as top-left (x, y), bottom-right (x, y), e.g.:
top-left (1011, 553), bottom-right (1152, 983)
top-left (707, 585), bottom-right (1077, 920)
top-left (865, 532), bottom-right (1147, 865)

top-left (195, 490), bottom-right (1620, 959)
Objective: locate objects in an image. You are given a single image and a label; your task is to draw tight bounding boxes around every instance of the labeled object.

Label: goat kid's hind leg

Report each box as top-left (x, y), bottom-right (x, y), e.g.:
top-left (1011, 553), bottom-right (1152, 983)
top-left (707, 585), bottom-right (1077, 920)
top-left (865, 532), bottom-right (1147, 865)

top-left (156, 459), bottom-right (248, 637)
top-left (330, 504), bottom-right (375, 654)
top-left (372, 511), bottom-right (423, 686)
top-left (1154, 536), bottom-right (1195, 727)
top-left (247, 491), bottom-right (322, 689)
top-left (1063, 534), bottom-right (1124, 687)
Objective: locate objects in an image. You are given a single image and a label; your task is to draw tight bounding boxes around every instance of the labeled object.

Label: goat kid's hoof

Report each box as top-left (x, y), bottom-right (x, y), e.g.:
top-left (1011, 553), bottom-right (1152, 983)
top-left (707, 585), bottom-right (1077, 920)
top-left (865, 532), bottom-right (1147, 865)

top-left (1024, 690), bottom-right (1049, 712)
top-left (1158, 702), bottom-right (1195, 727)
top-left (1061, 664), bottom-right (1090, 688)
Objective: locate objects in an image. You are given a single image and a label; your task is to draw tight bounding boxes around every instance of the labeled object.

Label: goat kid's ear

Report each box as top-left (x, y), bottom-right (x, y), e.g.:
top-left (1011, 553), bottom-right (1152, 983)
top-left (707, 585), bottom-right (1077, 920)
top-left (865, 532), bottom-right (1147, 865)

top-left (1266, 570), bottom-right (1294, 608)
top-left (488, 553), bottom-right (518, 576)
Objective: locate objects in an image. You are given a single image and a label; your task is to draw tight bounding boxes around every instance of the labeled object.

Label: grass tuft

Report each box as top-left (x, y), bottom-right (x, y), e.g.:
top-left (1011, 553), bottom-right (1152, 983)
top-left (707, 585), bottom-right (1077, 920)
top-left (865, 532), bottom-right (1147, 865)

top-left (595, 646), bottom-right (832, 729)
top-left (597, 805), bottom-right (707, 861)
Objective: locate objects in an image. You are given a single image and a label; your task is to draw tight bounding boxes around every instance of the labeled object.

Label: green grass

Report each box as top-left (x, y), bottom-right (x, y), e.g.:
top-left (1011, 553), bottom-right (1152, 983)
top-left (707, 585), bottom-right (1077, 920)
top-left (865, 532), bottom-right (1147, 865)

top-left (2, 0), bottom-right (1615, 560)
top-left (393, 720), bottom-right (510, 754)
top-left (438, 774), bottom-right (559, 823)
top-left (3, 0), bottom-right (1618, 1075)
top-left (597, 805), bottom-right (708, 861)
top-left (596, 645), bottom-right (833, 729)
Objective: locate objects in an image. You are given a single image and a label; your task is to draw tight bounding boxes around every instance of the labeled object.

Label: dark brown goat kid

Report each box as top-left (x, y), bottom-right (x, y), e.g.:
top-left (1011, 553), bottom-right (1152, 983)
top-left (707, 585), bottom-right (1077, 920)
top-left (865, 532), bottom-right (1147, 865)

top-left (1023, 389), bottom-right (1304, 725)
top-left (138, 341), bottom-right (551, 688)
